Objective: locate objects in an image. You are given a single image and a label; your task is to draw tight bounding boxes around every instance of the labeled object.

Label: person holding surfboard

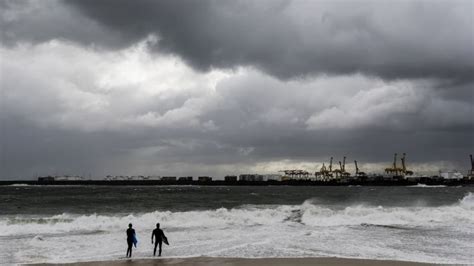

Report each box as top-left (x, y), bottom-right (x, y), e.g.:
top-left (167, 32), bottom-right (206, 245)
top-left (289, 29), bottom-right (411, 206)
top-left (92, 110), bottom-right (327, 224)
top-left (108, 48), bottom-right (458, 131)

top-left (151, 223), bottom-right (168, 256)
top-left (126, 223), bottom-right (136, 258)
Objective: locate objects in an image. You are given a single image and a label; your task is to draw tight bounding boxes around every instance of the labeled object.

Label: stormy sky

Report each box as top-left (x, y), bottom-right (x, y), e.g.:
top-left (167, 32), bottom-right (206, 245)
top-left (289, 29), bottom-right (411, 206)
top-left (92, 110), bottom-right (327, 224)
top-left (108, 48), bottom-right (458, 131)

top-left (1, 0), bottom-right (473, 179)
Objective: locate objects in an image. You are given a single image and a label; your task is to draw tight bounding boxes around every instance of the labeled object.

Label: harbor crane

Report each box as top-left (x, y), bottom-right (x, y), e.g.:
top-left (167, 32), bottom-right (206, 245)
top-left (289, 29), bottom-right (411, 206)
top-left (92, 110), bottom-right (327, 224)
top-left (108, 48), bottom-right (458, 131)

top-left (354, 160), bottom-right (367, 178)
top-left (470, 154), bottom-right (474, 174)
top-left (385, 153), bottom-right (397, 175)
top-left (341, 156), bottom-right (351, 177)
top-left (468, 154), bottom-right (474, 179)
top-left (315, 157), bottom-right (334, 180)
top-left (333, 161), bottom-right (342, 178)
top-left (332, 157), bottom-right (350, 178)
top-left (385, 153), bottom-right (404, 176)
top-left (279, 169), bottom-right (310, 180)
top-left (400, 153), bottom-right (413, 176)
top-left (315, 163), bottom-right (325, 179)
top-left (385, 153), bottom-right (412, 177)
top-left (315, 163), bottom-right (331, 180)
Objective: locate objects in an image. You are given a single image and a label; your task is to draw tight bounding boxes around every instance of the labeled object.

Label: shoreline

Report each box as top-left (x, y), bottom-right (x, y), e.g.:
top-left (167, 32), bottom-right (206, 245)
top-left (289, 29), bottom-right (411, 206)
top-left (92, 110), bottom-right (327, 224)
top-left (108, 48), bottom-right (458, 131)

top-left (35, 257), bottom-right (434, 266)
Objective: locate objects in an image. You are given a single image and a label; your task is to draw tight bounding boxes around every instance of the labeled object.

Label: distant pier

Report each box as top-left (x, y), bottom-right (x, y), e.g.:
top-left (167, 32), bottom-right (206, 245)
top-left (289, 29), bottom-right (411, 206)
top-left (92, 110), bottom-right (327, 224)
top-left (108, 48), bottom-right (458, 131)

top-left (1, 178), bottom-right (472, 186)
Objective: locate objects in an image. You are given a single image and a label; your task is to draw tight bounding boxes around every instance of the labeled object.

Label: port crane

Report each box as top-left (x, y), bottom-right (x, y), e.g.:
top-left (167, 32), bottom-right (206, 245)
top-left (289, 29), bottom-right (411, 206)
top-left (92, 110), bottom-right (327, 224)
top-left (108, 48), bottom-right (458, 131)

top-left (470, 154), bottom-right (474, 174)
top-left (330, 156), bottom-right (351, 178)
top-left (385, 153), bottom-right (413, 177)
top-left (332, 160), bottom-right (342, 178)
top-left (341, 156), bottom-right (351, 177)
top-left (314, 163), bottom-right (325, 179)
top-left (279, 169), bottom-right (310, 180)
top-left (385, 153), bottom-right (403, 176)
top-left (400, 153), bottom-right (413, 176)
top-left (354, 160), bottom-right (367, 178)
top-left (468, 154), bottom-right (474, 179)
top-left (315, 157), bottom-right (334, 180)
top-left (315, 163), bottom-right (331, 180)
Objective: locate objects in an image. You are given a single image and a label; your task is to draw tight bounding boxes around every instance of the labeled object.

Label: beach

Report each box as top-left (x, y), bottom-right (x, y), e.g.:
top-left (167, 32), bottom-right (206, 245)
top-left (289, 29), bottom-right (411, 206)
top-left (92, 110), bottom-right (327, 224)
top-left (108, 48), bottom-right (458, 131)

top-left (38, 257), bottom-right (431, 266)
top-left (2, 185), bottom-right (473, 264)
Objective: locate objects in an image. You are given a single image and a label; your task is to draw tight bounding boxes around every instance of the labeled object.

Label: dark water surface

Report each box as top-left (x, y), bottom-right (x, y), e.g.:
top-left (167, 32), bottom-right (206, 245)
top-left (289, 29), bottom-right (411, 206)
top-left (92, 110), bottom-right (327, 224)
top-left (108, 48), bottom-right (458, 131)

top-left (1, 185), bottom-right (471, 215)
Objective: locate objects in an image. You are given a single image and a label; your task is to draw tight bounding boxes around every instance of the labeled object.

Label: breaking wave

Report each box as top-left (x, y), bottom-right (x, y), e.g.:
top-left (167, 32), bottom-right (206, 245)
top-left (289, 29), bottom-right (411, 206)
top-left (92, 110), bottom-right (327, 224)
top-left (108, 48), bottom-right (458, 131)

top-left (2, 193), bottom-right (472, 237)
top-left (1, 193), bottom-right (473, 264)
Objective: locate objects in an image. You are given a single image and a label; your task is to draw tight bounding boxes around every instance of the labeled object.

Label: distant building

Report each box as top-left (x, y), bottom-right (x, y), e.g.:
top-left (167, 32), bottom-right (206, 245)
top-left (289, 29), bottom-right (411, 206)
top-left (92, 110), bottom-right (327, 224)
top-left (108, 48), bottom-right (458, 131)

top-left (38, 176), bottom-right (55, 182)
top-left (439, 171), bottom-right (463, 180)
top-left (161, 176), bottom-right (177, 181)
top-left (264, 174), bottom-right (281, 181)
top-left (178, 176), bottom-right (193, 181)
top-left (239, 174), bottom-right (264, 182)
top-left (55, 175), bottom-right (83, 181)
top-left (224, 175), bottom-right (237, 182)
top-left (198, 176), bottom-right (212, 182)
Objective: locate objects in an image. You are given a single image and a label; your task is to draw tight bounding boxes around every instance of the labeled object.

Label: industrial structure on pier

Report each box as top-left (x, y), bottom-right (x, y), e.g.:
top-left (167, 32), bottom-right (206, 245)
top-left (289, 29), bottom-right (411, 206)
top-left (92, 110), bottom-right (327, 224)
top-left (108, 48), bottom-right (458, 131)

top-left (279, 153), bottom-right (471, 182)
top-left (34, 154), bottom-right (473, 184)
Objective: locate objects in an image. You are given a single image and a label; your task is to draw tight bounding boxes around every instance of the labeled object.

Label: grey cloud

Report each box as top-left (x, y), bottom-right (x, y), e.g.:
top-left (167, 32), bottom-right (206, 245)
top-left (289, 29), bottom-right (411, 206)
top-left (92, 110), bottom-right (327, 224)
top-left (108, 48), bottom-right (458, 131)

top-left (1, 0), bottom-right (112, 47)
top-left (2, 0), bottom-right (473, 82)
top-left (1, 1), bottom-right (473, 179)
top-left (64, 0), bottom-right (474, 82)
top-left (2, 109), bottom-right (471, 179)
top-left (204, 72), bottom-right (473, 160)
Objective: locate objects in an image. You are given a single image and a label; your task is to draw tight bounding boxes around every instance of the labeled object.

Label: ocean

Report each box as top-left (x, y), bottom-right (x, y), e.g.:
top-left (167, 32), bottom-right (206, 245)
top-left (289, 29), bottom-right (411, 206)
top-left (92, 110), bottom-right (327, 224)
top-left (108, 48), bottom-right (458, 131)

top-left (0, 185), bottom-right (473, 264)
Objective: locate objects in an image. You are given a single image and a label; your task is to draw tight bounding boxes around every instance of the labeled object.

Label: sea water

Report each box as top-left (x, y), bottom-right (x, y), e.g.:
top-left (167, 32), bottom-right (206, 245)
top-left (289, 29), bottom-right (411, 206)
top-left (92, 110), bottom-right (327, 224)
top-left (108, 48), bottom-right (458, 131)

top-left (0, 185), bottom-right (473, 264)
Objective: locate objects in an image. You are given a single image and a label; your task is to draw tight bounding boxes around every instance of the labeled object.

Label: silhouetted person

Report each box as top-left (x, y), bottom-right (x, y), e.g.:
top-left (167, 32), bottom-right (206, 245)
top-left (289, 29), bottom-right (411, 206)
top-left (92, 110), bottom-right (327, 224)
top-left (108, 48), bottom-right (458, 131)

top-left (151, 223), bottom-right (166, 256)
top-left (126, 223), bottom-right (135, 258)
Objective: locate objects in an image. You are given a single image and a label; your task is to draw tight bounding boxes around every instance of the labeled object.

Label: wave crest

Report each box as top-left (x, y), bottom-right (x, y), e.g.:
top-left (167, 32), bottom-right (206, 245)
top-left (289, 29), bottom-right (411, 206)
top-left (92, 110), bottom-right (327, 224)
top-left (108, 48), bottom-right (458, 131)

top-left (1, 193), bottom-right (473, 237)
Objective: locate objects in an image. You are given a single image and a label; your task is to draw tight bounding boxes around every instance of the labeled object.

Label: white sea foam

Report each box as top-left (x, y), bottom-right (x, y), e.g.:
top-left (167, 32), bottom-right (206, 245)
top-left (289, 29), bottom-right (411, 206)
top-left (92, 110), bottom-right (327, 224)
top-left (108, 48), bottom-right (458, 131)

top-left (460, 192), bottom-right (474, 208)
top-left (2, 193), bottom-right (473, 236)
top-left (7, 183), bottom-right (31, 187)
top-left (1, 193), bottom-right (473, 264)
top-left (408, 184), bottom-right (447, 188)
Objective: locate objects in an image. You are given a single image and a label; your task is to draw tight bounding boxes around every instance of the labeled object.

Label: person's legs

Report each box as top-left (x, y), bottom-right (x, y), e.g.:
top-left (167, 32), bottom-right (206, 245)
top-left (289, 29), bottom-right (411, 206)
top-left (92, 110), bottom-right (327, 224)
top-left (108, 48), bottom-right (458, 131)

top-left (154, 241), bottom-right (158, 256)
top-left (127, 241), bottom-right (132, 257)
top-left (158, 241), bottom-right (162, 256)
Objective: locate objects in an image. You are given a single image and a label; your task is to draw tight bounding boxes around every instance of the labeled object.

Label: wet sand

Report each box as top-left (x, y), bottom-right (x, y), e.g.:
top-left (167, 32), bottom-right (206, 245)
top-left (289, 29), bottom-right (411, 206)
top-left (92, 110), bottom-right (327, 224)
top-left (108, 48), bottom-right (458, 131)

top-left (37, 257), bottom-right (432, 265)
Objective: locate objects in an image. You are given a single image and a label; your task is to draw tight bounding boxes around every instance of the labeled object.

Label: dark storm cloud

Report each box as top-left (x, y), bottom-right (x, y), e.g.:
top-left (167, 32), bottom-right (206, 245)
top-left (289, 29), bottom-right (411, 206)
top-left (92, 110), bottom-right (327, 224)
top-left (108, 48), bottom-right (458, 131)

top-left (65, 0), bottom-right (474, 82)
top-left (1, 0), bottom-right (109, 46)
top-left (2, 0), bottom-right (473, 81)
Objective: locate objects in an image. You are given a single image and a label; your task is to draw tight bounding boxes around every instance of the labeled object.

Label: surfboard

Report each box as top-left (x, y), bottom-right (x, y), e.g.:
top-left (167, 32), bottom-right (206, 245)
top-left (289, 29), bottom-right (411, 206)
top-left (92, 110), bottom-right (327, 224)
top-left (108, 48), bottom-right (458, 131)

top-left (163, 236), bottom-right (169, 245)
top-left (132, 234), bottom-right (138, 247)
